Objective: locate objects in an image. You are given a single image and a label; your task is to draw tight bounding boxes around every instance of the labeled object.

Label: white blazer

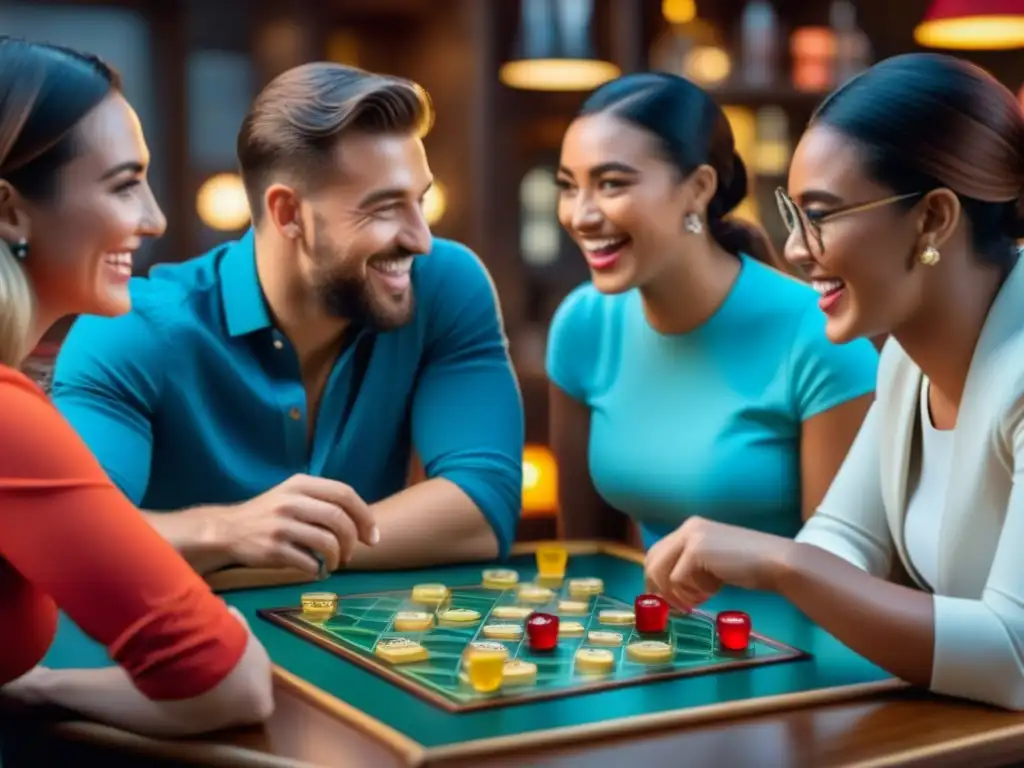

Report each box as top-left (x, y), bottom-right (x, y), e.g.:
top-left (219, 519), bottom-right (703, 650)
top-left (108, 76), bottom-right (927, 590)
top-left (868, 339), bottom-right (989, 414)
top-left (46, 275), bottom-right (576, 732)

top-left (797, 251), bottom-right (1024, 710)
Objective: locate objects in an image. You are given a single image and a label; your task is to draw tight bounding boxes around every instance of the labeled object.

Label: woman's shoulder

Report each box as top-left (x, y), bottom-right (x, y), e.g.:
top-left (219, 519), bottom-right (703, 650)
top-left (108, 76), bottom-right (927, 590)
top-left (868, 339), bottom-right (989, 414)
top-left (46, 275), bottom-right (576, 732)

top-left (0, 365), bottom-right (47, 399)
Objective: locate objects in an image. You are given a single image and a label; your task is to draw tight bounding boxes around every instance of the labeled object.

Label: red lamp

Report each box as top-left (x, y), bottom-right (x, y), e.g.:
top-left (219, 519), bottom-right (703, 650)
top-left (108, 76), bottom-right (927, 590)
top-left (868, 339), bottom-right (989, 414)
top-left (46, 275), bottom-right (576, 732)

top-left (914, 0), bottom-right (1024, 50)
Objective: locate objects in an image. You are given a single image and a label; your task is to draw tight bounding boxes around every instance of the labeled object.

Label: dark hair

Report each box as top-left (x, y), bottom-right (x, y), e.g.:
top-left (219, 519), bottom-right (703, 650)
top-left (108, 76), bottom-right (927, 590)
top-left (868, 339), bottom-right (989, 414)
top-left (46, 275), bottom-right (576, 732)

top-left (812, 53), bottom-right (1023, 270)
top-left (0, 36), bottom-right (120, 201)
top-left (578, 72), bottom-right (776, 266)
top-left (237, 62), bottom-right (433, 224)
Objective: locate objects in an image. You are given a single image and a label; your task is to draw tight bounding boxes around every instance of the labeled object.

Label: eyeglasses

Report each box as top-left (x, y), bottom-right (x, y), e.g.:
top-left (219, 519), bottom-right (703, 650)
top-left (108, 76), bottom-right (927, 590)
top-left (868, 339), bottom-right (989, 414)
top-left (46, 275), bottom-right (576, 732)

top-left (774, 188), bottom-right (922, 254)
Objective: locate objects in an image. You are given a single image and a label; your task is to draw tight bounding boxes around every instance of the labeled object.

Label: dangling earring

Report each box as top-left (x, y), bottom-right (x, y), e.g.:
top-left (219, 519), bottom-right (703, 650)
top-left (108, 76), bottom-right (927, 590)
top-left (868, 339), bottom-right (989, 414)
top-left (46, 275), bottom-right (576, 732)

top-left (8, 238), bottom-right (28, 261)
top-left (684, 213), bottom-right (703, 234)
top-left (919, 245), bottom-right (940, 266)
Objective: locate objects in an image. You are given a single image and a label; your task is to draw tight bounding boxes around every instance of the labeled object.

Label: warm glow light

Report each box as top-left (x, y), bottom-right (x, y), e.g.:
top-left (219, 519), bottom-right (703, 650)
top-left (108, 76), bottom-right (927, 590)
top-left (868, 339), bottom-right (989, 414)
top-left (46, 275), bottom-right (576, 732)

top-left (522, 445), bottom-right (558, 515)
top-left (790, 27), bottom-right (837, 92)
top-left (683, 46), bottom-right (731, 86)
top-left (662, 0), bottom-right (697, 24)
top-left (915, 16), bottom-right (1024, 49)
top-left (423, 181), bottom-right (447, 226)
top-left (196, 173), bottom-right (250, 231)
top-left (499, 59), bottom-right (621, 92)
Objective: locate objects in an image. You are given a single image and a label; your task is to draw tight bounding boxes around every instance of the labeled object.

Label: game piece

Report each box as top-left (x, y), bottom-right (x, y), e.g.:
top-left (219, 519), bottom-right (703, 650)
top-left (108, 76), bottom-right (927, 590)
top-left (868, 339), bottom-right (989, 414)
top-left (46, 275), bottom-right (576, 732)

top-left (536, 543), bottom-right (568, 579)
top-left (437, 608), bottom-right (481, 626)
top-left (598, 609), bottom-right (635, 625)
top-left (482, 623), bottom-right (524, 640)
top-left (375, 637), bottom-right (429, 664)
top-left (517, 584), bottom-right (554, 604)
top-left (465, 641), bottom-right (508, 659)
top-left (300, 591), bottom-right (338, 621)
top-left (587, 630), bottom-right (624, 646)
top-left (557, 599), bottom-right (590, 615)
top-left (716, 610), bottom-right (752, 651)
top-left (393, 611), bottom-right (434, 632)
top-left (634, 594), bottom-right (670, 633)
top-left (626, 640), bottom-right (674, 664)
top-left (492, 605), bottom-right (533, 619)
top-left (411, 583), bottom-right (449, 605)
top-left (575, 648), bottom-right (615, 675)
top-left (558, 620), bottom-right (585, 637)
top-left (502, 659), bottom-right (538, 686)
top-left (525, 611), bottom-right (559, 651)
top-left (568, 577), bottom-right (604, 598)
top-left (535, 575), bottom-right (565, 590)
top-left (465, 646), bottom-right (506, 693)
top-left (481, 568), bottom-right (519, 589)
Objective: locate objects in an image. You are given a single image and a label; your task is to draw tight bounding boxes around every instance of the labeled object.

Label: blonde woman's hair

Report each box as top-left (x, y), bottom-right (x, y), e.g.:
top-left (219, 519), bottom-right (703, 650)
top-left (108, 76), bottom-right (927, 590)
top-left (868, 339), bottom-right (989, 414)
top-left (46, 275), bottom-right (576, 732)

top-left (0, 240), bottom-right (32, 367)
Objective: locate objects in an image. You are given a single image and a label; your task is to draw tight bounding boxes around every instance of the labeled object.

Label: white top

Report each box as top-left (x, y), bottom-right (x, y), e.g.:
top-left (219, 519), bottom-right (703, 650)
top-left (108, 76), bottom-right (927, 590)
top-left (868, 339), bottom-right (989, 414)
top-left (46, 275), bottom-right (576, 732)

top-left (903, 381), bottom-right (955, 590)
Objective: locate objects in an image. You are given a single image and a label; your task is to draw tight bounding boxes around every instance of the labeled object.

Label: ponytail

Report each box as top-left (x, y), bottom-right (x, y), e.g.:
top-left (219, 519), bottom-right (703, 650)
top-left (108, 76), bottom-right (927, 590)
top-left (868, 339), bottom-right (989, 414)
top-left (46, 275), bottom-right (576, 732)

top-left (707, 151), bottom-right (779, 268)
top-left (0, 241), bottom-right (33, 367)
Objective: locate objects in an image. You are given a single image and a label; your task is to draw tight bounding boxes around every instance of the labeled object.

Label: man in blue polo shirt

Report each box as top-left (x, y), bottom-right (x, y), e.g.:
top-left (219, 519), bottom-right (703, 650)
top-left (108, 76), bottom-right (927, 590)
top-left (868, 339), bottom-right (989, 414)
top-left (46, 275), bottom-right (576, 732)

top-left (51, 62), bottom-right (523, 575)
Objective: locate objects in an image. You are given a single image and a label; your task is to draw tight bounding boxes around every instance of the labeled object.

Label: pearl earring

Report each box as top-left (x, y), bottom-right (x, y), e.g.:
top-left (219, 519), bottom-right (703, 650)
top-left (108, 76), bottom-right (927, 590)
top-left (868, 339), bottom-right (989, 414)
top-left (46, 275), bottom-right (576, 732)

top-left (684, 213), bottom-right (703, 234)
top-left (920, 246), bottom-right (940, 266)
top-left (8, 238), bottom-right (28, 261)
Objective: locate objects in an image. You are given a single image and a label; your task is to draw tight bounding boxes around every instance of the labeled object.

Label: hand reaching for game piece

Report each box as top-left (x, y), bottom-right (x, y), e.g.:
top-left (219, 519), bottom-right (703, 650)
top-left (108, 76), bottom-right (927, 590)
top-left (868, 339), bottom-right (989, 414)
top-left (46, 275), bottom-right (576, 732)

top-left (212, 474), bottom-right (380, 575)
top-left (644, 517), bottom-right (795, 610)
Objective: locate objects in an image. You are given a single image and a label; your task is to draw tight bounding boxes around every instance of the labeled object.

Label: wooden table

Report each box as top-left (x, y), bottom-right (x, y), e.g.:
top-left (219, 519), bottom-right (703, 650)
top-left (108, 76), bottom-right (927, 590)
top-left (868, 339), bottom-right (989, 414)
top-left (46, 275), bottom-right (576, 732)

top-left (8, 543), bottom-right (1024, 768)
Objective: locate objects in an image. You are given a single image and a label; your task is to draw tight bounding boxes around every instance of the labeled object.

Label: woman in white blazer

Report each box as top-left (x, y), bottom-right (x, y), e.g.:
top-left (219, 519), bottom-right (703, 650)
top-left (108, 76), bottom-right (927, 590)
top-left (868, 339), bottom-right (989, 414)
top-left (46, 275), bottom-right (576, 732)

top-left (644, 52), bottom-right (1024, 710)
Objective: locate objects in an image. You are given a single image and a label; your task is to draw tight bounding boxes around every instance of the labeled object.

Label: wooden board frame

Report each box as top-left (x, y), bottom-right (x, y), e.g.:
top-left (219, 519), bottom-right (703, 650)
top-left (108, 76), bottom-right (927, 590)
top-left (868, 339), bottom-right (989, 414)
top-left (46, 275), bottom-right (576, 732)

top-left (257, 586), bottom-right (809, 713)
top-left (209, 540), bottom-right (906, 766)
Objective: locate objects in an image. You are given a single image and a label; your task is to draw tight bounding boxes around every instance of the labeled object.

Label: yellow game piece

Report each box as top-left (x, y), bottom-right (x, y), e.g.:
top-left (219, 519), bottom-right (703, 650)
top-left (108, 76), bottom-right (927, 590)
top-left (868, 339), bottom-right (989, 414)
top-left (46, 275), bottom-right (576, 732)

top-left (482, 623), bottom-right (524, 640)
top-left (465, 647), bottom-right (506, 692)
top-left (599, 609), bottom-right (635, 625)
top-left (587, 630), bottom-right (624, 646)
top-left (300, 592), bottom-right (338, 621)
top-left (438, 608), bottom-right (481, 625)
top-left (517, 584), bottom-right (554, 604)
top-left (536, 543), bottom-right (569, 579)
top-left (492, 605), bottom-right (533, 619)
top-left (568, 578), bottom-right (604, 598)
top-left (482, 568), bottom-right (520, 589)
top-left (575, 648), bottom-right (615, 674)
top-left (626, 640), bottom-right (674, 664)
top-left (375, 637), bottom-right (429, 664)
top-left (393, 611), bottom-right (434, 632)
top-left (502, 659), bottom-right (538, 686)
top-left (558, 600), bottom-right (590, 615)
top-left (411, 583), bottom-right (449, 605)
top-left (558, 620), bottom-right (585, 637)
top-left (536, 575), bottom-right (564, 590)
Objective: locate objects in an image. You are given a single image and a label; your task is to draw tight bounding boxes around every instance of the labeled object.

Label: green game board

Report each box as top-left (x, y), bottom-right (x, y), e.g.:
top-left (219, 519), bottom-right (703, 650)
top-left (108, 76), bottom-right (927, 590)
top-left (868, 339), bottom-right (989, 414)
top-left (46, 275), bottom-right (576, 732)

top-left (258, 579), bottom-right (808, 712)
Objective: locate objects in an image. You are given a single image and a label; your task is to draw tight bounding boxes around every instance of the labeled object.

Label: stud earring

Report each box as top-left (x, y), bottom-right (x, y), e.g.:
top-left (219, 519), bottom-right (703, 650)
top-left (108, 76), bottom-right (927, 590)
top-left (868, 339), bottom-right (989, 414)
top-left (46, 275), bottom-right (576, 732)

top-left (684, 213), bottom-right (703, 234)
top-left (8, 238), bottom-right (28, 261)
top-left (919, 245), bottom-right (940, 266)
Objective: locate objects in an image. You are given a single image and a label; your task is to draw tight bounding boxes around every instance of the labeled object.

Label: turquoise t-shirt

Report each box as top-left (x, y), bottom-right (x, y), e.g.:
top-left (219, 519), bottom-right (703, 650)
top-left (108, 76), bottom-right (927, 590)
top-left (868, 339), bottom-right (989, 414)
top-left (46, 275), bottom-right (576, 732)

top-left (546, 255), bottom-right (879, 549)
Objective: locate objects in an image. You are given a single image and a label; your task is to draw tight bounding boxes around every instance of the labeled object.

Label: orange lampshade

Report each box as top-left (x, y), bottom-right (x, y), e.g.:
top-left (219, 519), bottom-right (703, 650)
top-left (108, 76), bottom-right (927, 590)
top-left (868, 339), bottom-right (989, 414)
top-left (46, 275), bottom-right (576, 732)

top-left (915, 0), bottom-right (1024, 50)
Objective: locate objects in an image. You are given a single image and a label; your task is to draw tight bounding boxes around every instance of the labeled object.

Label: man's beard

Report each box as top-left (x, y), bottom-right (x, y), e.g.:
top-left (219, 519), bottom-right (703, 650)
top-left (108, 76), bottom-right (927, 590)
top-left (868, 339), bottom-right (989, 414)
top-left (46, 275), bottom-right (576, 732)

top-left (310, 233), bottom-right (416, 332)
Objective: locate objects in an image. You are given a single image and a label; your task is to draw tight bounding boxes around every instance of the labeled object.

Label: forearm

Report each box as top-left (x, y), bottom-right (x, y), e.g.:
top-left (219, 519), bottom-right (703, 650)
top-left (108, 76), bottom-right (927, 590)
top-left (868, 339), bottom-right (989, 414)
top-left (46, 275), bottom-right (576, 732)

top-left (142, 507), bottom-right (234, 575)
top-left (347, 479), bottom-right (499, 569)
top-left (20, 665), bottom-right (255, 737)
top-left (775, 542), bottom-right (935, 687)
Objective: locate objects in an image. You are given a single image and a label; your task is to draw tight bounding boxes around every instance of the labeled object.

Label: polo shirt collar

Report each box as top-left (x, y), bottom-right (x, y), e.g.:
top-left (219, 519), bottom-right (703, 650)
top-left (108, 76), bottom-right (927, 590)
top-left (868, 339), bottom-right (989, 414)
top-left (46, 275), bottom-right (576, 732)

top-left (219, 229), bottom-right (273, 337)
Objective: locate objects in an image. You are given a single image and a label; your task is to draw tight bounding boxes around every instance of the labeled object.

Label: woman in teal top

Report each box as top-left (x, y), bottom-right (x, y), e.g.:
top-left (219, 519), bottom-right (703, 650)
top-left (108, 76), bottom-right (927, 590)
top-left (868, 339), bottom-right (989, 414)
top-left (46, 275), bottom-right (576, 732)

top-left (547, 72), bottom-right (879, 548)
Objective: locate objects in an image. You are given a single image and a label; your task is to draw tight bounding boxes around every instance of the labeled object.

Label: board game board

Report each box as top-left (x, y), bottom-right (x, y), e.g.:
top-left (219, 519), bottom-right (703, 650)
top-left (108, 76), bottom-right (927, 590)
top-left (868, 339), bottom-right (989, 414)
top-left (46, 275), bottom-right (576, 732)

top-left (258, 565), bottom-right (809, 713)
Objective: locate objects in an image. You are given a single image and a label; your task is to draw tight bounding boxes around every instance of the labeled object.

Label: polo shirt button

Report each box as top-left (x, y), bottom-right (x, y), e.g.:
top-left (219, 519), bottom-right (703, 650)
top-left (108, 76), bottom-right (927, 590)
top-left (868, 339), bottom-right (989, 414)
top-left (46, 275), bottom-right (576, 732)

top-left (273, 339), bottom-right (284, 350)
top-left (288, 407), bottom-right (302, 421)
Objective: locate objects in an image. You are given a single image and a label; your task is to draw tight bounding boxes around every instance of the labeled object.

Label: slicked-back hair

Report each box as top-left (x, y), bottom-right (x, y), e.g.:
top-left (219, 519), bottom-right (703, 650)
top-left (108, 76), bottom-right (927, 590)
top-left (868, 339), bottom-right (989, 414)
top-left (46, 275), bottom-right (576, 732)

top-left (237, 62), bottom-right (433, 223)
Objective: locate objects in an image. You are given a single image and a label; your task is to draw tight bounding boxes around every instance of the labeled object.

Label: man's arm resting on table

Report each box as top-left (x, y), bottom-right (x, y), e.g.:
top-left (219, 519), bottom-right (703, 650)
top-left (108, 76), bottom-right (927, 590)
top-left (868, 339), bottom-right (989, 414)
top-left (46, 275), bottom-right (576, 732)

top-left (141, 507), bottom-right (237, 574)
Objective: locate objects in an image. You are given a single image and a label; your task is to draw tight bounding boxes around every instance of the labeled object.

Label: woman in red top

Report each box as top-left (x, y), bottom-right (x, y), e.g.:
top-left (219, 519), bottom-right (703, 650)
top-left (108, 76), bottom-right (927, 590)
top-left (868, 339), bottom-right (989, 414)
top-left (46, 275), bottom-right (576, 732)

top-left (0, 38), bottom-right (273, 734)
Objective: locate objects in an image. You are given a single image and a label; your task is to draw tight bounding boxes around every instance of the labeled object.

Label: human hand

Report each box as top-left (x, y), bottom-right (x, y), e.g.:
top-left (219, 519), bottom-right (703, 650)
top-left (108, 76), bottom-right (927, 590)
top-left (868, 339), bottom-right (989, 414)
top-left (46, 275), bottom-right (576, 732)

top-left (214, 474), bottom-right (379, 576)
top-left (644, 517), bottom-right (794, 610)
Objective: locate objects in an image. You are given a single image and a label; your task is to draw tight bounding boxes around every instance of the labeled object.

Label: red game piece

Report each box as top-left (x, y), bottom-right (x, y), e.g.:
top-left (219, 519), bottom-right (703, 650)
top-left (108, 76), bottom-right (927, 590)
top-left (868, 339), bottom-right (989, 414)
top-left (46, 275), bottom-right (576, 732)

top-left (526, 612), bottom-right (559, 651)
top-left (634, 594), bottom-right (669, 633)
top-left (716, 610), bottom-right (751, 651)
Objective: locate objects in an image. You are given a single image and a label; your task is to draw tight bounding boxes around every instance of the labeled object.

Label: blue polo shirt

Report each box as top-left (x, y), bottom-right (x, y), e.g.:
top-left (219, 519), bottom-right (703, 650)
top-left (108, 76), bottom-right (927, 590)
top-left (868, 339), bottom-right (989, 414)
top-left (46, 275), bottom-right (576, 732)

top-left (51, 231), bottom-right (524, 557)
